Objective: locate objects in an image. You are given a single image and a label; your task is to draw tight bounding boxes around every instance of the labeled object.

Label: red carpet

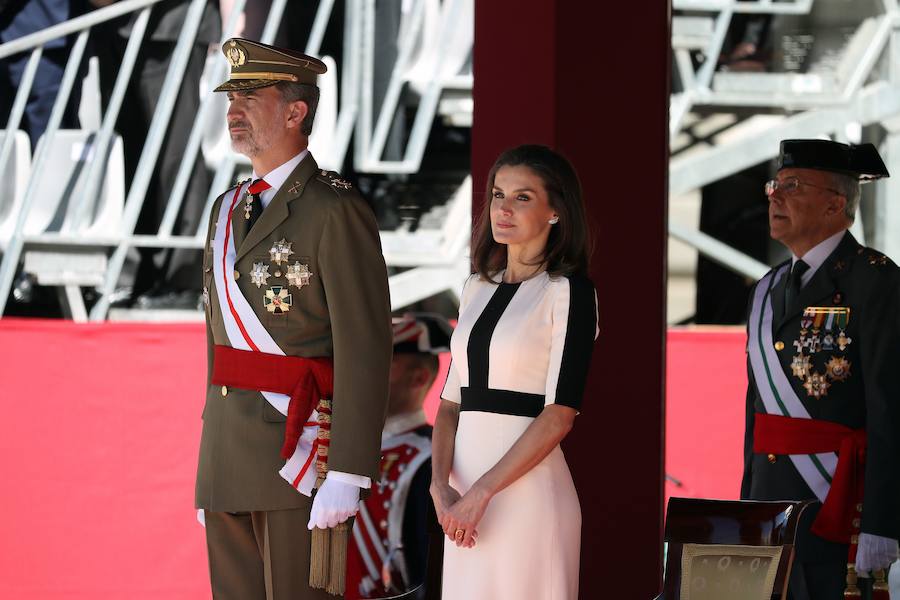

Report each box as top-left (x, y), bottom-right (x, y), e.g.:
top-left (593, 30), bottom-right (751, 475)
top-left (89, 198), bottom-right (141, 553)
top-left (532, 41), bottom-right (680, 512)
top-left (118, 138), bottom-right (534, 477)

top-left (0, 319), bottom-right (746, 598)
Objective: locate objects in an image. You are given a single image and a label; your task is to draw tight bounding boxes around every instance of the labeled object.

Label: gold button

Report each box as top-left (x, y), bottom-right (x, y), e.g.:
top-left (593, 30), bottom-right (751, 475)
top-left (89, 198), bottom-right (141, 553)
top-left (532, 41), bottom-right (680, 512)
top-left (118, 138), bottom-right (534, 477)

top-left (767, 454), bottom-right (777, 463)
top-left (774, 341), bottom-right (784, 351)
top-left (233, 270), bottom-right (240, 280)
top-left (274, 270), bottom-right (282, 278)
top-left (221, 385), bottom-right (228, 397)
top-left (856, 503), bottom-right (863, 512)
top-left (852, 518), bottom-right (861, 528)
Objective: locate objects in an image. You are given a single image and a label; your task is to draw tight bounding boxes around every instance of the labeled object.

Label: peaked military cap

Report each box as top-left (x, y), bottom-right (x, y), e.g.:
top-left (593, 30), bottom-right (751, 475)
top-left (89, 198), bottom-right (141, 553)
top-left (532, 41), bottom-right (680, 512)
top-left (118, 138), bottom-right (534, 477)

top-left (777, 139), bottom-right (890, 182)
top-left (214, 38), bottom-right (327, 92)
top-left (392, 313), bottom-right (453, 355)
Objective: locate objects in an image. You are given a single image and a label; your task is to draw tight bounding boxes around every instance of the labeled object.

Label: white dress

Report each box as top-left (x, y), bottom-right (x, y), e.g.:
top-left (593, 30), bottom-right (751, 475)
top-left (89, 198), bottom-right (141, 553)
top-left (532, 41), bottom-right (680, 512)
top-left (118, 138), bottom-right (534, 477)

top-left (440, 271), bottom-right (598, 600)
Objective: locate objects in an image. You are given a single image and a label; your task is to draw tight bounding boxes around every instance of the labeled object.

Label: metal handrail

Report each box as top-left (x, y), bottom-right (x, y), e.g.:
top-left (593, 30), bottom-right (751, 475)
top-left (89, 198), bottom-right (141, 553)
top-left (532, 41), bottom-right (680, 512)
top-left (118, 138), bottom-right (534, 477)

top-left (0, 0), bottom-right (164, 60)
top-left (0, 0), bottom-right (476, 320)
top-left (89, 0), bottom-right (229, 320)
top-left (669, 0), bottom-right (900, 289)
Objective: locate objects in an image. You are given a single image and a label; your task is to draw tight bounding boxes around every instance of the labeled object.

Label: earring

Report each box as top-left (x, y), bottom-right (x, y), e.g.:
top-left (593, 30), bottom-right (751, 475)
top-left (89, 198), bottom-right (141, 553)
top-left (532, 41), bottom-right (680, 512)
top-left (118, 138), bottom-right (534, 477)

top-left (548, 216), bottom-right (559, 225)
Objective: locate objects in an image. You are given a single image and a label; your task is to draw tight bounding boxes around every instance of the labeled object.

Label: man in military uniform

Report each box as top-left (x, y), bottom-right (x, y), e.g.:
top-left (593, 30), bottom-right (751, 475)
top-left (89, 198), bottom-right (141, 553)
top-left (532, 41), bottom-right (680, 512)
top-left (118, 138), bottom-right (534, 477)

top-left (742, 139), bottom-right (900, 599)
top-left (345, 314), bottom-right (452, 600)
top-left (194, 38), bottom-right (392, 599)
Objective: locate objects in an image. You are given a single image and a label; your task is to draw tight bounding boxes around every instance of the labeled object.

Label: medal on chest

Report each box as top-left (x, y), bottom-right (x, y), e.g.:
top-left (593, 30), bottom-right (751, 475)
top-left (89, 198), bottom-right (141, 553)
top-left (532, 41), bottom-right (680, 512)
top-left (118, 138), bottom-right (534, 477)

top-left (791, 307), bottom-right (852, 398)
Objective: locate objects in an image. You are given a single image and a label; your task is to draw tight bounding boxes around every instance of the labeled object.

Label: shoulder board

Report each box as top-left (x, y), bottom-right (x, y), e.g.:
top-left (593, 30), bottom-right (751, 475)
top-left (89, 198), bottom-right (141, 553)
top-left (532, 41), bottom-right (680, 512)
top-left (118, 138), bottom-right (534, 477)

top-left (316, 169), bottom-right (353, 191)
top-left (862, 247), bottom-right (894, 268)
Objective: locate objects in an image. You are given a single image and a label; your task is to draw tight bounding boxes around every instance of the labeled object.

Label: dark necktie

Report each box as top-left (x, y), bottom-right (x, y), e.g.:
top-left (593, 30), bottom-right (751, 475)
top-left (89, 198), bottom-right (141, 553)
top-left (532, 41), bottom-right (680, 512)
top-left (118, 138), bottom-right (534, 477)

top-left (247, 178), bottom-right (271, 230)
top-left (784, 259), bottom-right (810, 310)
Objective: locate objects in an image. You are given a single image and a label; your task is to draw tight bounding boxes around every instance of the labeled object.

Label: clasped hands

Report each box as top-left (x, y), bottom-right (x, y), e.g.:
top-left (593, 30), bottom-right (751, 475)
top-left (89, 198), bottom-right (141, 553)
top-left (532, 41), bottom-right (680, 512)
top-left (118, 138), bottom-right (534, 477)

top-left (430, 481), bottom-right (491, 549)
top-left (307, 477), bottom-right (361, 530)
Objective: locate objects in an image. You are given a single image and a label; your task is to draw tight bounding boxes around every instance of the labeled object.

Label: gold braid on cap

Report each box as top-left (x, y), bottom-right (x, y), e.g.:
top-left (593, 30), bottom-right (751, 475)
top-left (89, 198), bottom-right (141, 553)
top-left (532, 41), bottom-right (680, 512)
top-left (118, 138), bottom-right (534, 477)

top-left (229, 72), bottom-right (299, 82)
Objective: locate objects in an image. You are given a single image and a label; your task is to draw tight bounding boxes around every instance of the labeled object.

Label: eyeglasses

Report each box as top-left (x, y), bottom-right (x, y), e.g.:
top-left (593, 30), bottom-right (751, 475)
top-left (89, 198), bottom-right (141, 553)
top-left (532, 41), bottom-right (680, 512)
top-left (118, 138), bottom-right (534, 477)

top-left (765, 177), bottom-right (842, 197)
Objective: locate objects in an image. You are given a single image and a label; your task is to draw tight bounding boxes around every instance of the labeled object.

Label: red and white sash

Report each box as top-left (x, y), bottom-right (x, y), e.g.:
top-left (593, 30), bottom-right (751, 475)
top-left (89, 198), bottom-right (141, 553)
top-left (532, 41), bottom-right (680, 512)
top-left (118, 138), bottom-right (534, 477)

top-left (212, 182), bottom-right (319, 495)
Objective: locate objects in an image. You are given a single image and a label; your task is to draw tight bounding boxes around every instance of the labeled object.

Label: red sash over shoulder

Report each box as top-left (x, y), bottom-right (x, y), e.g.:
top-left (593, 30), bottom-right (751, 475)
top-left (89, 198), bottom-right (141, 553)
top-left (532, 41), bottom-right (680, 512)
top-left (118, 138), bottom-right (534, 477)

top-left (754, 412), bottom-right (866, 544)
top-left (212, 345), bottom-right (334, 459)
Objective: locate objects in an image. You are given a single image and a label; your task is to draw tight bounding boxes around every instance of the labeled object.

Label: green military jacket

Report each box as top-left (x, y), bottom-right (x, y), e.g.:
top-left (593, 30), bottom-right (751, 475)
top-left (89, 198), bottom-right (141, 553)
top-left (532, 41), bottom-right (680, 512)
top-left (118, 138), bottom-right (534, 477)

top-left (195, 153), bottom-right (392, 512)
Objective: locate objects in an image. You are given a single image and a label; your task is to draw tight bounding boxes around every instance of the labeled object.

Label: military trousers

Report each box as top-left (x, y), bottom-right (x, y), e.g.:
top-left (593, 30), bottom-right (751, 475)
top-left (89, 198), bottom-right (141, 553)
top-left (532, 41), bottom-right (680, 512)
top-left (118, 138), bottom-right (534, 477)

top-left (788, 560), bottom-right (888, 600)
top-left (204, 508), bottom-right (335, 600)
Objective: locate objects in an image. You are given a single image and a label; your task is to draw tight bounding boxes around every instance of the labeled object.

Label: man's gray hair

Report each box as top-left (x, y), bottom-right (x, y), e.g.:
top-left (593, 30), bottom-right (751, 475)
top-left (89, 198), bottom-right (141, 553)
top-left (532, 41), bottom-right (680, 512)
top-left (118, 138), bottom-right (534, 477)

top-left (830, 172), bottom-right (861, 222)
top-left (275, 81), bottom-right (319, 137)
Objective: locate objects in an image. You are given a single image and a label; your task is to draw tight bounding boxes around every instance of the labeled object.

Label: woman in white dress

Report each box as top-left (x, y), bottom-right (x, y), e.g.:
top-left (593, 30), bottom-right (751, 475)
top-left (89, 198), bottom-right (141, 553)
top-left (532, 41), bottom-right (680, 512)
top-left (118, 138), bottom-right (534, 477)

top-left (430, 145), bottom-right (598, 600)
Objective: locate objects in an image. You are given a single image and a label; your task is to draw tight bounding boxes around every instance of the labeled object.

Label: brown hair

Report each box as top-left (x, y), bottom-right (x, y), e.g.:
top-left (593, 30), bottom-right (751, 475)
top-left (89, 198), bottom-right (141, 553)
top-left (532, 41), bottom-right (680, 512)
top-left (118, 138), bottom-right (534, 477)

top-left (471, 144), bottom-right (591, 281)
top-left (275, 81), bottom-right (320, 136)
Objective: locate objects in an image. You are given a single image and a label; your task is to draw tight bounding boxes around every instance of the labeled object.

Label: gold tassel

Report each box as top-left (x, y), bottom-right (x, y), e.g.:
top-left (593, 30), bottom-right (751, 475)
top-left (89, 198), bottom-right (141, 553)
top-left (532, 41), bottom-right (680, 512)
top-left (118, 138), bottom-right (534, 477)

top-left (326, 521), bottom-right (350, 595)
top-left (307, 398), bottom-right (350, 596)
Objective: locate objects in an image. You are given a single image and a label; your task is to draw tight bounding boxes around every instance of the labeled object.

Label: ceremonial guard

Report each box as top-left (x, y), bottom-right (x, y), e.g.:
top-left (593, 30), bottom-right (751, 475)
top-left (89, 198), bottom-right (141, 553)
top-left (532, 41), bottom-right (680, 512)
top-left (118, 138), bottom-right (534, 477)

top-left (194, 39), bottom-right (392, 599)
top-left (742, 139), bottom-right (900, 600)
top-left (346, 314), bottom-right (452, 599)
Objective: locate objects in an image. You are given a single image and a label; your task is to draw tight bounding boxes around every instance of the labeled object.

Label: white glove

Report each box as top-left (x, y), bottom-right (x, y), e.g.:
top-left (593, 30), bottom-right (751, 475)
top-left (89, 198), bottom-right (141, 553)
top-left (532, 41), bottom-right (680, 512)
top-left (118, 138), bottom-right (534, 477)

top-left (856, 532), bottom-right (899, 575)
top-left (307, 476), bottom-right (361, 530)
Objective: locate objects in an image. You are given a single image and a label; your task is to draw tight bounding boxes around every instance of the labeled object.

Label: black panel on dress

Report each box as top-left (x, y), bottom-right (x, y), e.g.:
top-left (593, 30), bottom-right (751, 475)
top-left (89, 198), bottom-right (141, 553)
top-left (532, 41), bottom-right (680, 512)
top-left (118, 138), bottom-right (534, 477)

top-left (554, 275), bottom-right (597, 410)
top-left (466, 282), bottom-right (521, 389)
top-left (461, 388), bottom-right (545, 418)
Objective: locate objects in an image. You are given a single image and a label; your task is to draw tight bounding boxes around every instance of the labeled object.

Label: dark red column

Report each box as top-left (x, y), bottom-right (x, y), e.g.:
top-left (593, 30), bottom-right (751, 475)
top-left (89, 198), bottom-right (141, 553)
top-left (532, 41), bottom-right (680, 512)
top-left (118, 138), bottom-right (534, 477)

top-left (472, 3), bottom-right (670, 597)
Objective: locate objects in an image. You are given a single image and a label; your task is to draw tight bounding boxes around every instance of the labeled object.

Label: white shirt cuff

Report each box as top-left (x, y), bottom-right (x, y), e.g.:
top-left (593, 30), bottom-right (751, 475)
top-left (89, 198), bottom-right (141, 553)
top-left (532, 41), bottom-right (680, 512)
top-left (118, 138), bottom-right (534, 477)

top-left (326, 470), bottom-right (371, 489)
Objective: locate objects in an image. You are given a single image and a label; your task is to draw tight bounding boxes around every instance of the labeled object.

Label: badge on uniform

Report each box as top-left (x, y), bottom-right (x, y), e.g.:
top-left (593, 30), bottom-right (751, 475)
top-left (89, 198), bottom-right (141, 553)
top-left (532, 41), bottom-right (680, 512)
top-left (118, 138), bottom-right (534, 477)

top-left (792, 307), bottom-right (852, 398)
top-left (243, 192), bottom-right (255, 220)
top-left (321, 169), bottom-right (352, 190)
top-left (251, 262), bottom-right (271, 288)
top-left (286, 261), bottom-right (313, 289)
top-left (264, 286), bottom-right (292, 314)
top-left (269, 238), bottom-right (294, 265)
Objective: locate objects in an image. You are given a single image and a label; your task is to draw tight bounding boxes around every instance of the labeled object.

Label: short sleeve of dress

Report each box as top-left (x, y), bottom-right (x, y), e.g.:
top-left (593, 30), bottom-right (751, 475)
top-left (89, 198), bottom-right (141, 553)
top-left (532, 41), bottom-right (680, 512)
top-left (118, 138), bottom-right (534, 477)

top-left (441, 359), bottom-right (462, 404)
top-left (544, 275), bottom-right (599, 410)
top-left (440, 274), bottom-right (477, 404)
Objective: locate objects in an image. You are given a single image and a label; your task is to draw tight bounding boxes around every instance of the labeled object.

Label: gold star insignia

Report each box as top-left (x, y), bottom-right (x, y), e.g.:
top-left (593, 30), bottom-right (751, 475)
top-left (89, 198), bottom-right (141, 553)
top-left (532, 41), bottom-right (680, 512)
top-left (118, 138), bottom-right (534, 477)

top-left (825, 356), bottom-right (851, 382)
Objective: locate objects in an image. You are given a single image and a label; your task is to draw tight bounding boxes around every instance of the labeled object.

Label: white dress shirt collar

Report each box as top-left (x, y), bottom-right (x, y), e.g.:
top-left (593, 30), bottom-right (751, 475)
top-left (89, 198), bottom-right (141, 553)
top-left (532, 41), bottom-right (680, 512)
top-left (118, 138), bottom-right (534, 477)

top-left (793, 229), bottom-right (846, 287)
top-left (251, 148), bottom-right (310, 209)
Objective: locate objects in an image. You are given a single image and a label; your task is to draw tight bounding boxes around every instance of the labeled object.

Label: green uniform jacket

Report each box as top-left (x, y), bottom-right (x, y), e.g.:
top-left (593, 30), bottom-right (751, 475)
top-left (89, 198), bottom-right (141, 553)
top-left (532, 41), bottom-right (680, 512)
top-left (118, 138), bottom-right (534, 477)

top-left (195, 153), bottom-right (392, 512)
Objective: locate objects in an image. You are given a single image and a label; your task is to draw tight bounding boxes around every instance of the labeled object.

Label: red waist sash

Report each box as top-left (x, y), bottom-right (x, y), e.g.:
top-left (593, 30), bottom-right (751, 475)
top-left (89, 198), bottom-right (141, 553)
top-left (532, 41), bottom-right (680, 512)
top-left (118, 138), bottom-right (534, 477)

top-left (753, 413), bottom-right (866, 544)
top-left (212, 345), bottom-right (334, 459)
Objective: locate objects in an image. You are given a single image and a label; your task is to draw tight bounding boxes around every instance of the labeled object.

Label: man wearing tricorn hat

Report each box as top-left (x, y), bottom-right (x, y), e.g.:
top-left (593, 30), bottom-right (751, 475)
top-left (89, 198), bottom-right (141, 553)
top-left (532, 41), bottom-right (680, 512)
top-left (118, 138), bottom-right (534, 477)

top-left (194, 38), bottom-right (392, 599)
top-left (741, 139), bottom-right (900, 599)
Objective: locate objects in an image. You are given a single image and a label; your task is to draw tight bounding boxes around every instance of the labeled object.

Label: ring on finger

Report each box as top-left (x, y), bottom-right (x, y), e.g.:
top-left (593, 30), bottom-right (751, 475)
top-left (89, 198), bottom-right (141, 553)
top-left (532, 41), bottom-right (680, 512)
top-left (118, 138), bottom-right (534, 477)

top-left (454, 528), bottom-right (464, 540)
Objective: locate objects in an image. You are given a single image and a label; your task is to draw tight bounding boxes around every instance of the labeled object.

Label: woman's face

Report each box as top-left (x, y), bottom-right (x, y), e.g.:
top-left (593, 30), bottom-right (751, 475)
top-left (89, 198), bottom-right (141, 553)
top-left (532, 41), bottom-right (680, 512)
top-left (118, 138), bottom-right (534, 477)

top-left (490, 165), bottom-right (557, 251)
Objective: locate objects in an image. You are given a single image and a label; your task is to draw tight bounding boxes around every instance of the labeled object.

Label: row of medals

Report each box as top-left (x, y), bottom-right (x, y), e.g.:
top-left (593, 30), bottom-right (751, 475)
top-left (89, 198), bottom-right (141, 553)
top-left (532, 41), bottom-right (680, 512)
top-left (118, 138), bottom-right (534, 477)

top-left (791, 306), bottom-right (852, 398)
top-left (250, 238), bottom-right (312, 315)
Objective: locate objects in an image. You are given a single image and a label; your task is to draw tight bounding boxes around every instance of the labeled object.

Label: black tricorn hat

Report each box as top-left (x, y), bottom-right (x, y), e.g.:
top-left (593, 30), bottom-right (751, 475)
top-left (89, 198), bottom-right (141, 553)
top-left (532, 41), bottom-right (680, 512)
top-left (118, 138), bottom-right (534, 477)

top-left (777, 139), bottom-right (889, 182)
top-left (392, 313), bottom-right (453, 355)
